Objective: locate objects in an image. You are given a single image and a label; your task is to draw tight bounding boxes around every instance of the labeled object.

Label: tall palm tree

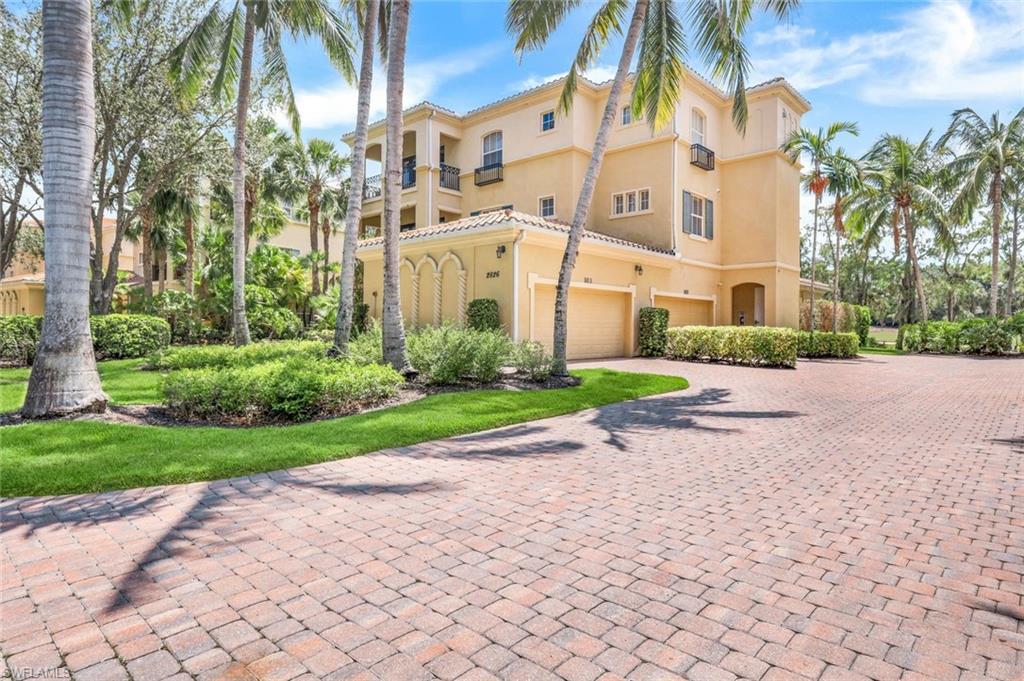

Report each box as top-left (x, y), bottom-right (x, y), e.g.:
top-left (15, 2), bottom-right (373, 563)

top-left (381, 0), bottom-right (411, 372)
top-left (850, 134), bottom-right (946, 323)
top-left (939, 107), bottom-right (1024, 317)
top-left (319, 183), bottom-right (349, 293)
top-left (335, 0), bottom-right (386, 353)
top-left (821, 149), bottom-right (861, 331)
top-left (23, 0), bottom-right (107, 417)
top-left (781, 122), bottom-right (858, 332)
top-left (507, 0), bottom-right (798, 375)
top-left (1004, 171), bottom-right (1021, 315)
top-left (171, 0), bottom-right (355, 345)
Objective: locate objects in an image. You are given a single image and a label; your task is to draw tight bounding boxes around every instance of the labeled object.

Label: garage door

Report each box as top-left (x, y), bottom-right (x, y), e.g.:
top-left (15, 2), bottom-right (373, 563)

top-left (533, 285), bottom-right (630, 359)
top-left (655, 295), bottom-right (713, 327)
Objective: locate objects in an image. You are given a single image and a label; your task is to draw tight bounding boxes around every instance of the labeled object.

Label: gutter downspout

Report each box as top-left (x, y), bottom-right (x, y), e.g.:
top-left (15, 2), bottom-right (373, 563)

top-left (512, 229), bottom-right (525, 341)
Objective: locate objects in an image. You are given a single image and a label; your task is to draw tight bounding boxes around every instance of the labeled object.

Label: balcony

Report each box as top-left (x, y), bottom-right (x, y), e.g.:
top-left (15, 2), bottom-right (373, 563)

top-left (440, 163), bottom-right (460, 191)
top-left (401, 156), bottom-right (416, 189)
top-left (474, 162), bottom-right (503, 186)
top-left (363, 174), bottom-right (382, 200)
top-left (690, 143), bottom-right (715, 171)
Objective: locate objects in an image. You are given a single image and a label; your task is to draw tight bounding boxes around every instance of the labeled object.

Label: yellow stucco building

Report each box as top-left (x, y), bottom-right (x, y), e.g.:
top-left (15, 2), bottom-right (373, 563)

top-left (352, 71), bottom-right (811, 359)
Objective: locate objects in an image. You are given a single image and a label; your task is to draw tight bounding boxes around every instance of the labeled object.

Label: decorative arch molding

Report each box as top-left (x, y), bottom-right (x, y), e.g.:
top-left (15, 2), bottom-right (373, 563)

top-left (413, 254), bottom-right (438, 275)
top-left (437, 250), bottom-right (468, 324)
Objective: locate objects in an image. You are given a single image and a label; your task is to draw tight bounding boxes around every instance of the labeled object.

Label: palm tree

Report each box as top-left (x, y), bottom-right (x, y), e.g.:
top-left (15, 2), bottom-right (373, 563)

top-left (850, 134), bottom-right (946, 323)
top-left (335, 0), bottom-right (385, 353)
top-left (781, 122), bottom-right (859, 332)
top-left (939, 107), bottom-right (1024, 317)
top-left (171, 0), bottom-right (355, 345)
top-left (381, 0), bottom-right (411, 372)
top-left (319, 183), bottom-right (349, 293)
top-left (1004, 171), bottom-right (1021, 315)
top-left (23, 0), bottom-right (107, 417)
top-left (507, 0), bottom-right (798, 375)
top-left (821, 149), bottom-right (861, 331)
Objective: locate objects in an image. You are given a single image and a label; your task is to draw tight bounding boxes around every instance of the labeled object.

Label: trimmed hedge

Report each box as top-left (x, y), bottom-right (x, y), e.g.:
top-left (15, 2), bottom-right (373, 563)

top-left (162, 357), bottom-right (403, 422)
top-left (854, 305), bottom-right (871, 345)
top-left (638, 307), bottom-right (669, 357)
top-left (0, 315), bottom-right (42, 366)
top-left (797, 331), bottom-right (860, 358)
top-left (466, 298), bottom-right (500, 331)
top-left (900, 317), bottom-right (1022, 355)
top-left (149, 340), bottom-right (329, 371)
top-left (665, 326), bottom-right (797, 368)
top-left (91, 314), bottom-right (171, 359)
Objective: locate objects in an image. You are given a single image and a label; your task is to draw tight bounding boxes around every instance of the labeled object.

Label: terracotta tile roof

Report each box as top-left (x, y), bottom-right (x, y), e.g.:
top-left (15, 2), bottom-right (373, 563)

top-left (357, 209), bottom-right (674, 255)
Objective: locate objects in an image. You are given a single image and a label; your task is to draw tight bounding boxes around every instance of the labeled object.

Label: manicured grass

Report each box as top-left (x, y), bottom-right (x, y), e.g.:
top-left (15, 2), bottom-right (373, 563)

top-left (1, 368), bottom-right (686, 497)
top-left (859, 346), bottom-right (908, 356)
top-left (0, 359), bottom-right (160, 413)
top-left (869, 326), bottom-right (900, 343)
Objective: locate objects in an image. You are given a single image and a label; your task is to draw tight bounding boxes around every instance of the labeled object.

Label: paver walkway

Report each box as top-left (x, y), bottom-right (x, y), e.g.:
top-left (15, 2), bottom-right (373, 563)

top-left (2, 354), bottom-right (1023, 681)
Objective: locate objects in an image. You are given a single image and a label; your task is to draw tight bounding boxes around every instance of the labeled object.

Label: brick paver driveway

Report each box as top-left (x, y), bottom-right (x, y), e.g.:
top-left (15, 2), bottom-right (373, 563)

top-left (3, 355), bottom-right (1023, 681)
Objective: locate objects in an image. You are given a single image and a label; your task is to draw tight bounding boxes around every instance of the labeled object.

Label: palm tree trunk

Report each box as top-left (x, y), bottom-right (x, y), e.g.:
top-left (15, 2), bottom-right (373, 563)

top-left (990, 172), bottom-right (1002, 317)
top-left (550, 0), bottom-right (648, 376)
top-left (321, 217), bottom-right (331, 292)
top-left (381, 0), bottom-right (411, 372)
top-left (334, 0), bottom-right (379, 353)
top-left (859, 244), bottom-right (870, 305)
top-left (832, 230), bottom-right (840, 333)
top-left (1007, 200), bottom-right (1019, 315)
top-left (158, 253), bottom-right (166, 294)
top-left (230, 2), bottom-right (255, 346)
top-left (808, 192), bottom-right (820, 333)
top-left (904, 206), bottom-right (928, 321)
top-left (309, 193), bottom-right (321, 295)
top-left (23, 0), bottom-right (107, 417)
top-left (183, 209), bottom-right (195, 296)
top-left (142, 206), bottom-right (154, 298)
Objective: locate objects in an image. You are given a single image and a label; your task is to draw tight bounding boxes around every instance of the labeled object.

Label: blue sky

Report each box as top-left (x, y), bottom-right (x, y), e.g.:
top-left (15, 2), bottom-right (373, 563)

top-left (283, 0), bottom-right (1024, 169)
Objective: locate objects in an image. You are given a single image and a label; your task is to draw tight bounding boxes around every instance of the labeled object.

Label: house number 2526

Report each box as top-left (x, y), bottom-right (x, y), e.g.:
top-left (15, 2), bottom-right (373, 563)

top-left (486, 271), bottom-right (500, 279)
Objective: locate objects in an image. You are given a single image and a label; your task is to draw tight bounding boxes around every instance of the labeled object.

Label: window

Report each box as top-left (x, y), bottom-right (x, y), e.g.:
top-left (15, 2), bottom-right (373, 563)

top-left (540, 111), bottom-right (555, 132)
top-left (621, 106), bottom-right (632, 126)
top-left (611, 188), bottom-right (651, 217)
top-left (690, 195), bottom-right (705, 236)
top-left (482, 131), bottom-right (502, 167)
top-left (439, 144), bottom-right (445, 163)
top-left (539, 196), bottom-right (555, 218)
top-left (691, 108), bottom-right (706, 146)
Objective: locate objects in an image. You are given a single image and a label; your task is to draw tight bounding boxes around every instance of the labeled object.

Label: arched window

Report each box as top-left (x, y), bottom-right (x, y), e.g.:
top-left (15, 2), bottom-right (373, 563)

top-left (691, 108), bottom-right (706, 146)
top-left (482, 131), bottom-right (503, 167)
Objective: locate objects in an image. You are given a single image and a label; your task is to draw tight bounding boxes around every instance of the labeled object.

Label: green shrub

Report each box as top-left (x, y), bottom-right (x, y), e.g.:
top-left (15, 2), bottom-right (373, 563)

top-left (91, 314), bottom-right (171, 359)
top-left (638, 307), bottom-right (669, 357)
top-left (854, 305), bottom-right (871, 345)
top-left (511, 340), bottom-right (553, 382)
top-left (896, 324), bottom-right (910, 351)
top-left (797, 332), bottom-right (860, 358)
top-left (0, 315), bottom-right (42, 366)
top-left (148, 339), bottom-right (329, 371)
top-left (145, 291), bottom-right (203, 344)
top-left (960, 318), bottom-right (1015, 355)
top-left (665, 326), bottom-right (797, 368)
top-left (466, 298), bottom-right (500, 331)
top-left (162, 357), bottom-right (403, 422)
top-left (406, 323), bottom-right (512, 385)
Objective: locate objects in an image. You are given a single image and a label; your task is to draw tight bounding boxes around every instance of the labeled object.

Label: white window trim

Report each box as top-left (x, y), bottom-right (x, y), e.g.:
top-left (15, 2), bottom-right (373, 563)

top-left (689, 192), bottom-right (706, 237)
top-left (538, 195), bottom-right (556, 219)
top-left (481, 130), bottom-right (503, 167)
top-left (609, 186), bottom-right (653, 219)
top-left (539, 110), bottom-right (556, 135)
top-left (691, 107), bottom-right (707, 146)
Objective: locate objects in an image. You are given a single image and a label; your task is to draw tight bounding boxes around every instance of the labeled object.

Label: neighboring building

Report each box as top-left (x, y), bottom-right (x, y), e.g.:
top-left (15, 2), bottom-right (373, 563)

top-left (0, 217), bottom-right (336, 315)
top-left (352, 71), bottom-right (811, 359)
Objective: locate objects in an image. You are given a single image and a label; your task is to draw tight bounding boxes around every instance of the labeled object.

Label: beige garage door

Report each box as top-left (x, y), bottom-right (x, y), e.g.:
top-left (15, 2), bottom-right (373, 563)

top-left (533, 285), bottom-right (630, 360)
top-left (655, 295), bottom-right (714, 327)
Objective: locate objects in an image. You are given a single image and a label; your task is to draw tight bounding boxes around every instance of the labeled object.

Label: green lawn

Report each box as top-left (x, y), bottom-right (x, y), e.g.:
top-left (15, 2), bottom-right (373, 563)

top-left (1, 365), bottom-right (685, 497)
top-left (859, 345), bottom-right (908, 356)
top-left (869, 326), bottom-right (900, 344)
top-left (1, 359), bottom-right (162, 412)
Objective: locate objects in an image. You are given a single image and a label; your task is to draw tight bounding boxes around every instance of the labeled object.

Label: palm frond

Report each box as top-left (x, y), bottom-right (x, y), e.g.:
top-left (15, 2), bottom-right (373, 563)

top-left (211, 2), bottom-right (245, 104)
top-left (262, 24), bottom-right (301, 137)
top-left (688, 0), bottom-right (754, 132)
top-left (506, 0), bottom-right (582, 57)
top-left (632, 0), bottom-right (685, 130)
top-left (169, 1), bottom-right (227, 101)
top-left (558, 0), bottom-right (627, 115)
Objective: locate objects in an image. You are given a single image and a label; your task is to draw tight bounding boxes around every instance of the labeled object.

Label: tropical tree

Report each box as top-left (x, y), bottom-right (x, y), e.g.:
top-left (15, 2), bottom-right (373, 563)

top-left (939, 107), bottom-right (1024, 317)
top-left (171, 0), bottom-right (355, 345)
top-left (319, 183), bottom-right (349, 293)
top-left (380, 0), bottom-right (412, 372)
top-left (821, 149), bottom-right (861, 330)
top-left (781, 122), bottom-right (858, 332)
top-left (335, 0), bottom-right (385, 353)
top-left (23, 0), bottom-right (107, 417)
top-left (507, 0), bottom-right (798, 375)
top-left (849, 134), bottom-right (946, 323)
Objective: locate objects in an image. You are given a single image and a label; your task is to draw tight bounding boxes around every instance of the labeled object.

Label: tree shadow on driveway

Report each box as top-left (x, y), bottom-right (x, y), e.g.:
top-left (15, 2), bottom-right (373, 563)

top-left (588, 387), bottom-right (803, 451)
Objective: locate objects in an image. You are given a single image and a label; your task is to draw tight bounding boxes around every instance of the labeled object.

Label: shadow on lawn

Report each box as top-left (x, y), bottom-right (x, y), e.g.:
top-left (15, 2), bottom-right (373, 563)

top-left (589, 387), bottom-right (802, 451)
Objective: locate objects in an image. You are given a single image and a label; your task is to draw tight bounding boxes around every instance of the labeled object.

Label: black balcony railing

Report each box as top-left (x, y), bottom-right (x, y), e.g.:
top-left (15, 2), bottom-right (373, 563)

top-left (363, 174), bottom-right (382, 200)
top-left (474, 162), bottom-right (503, 186)
top-left (690, 143), bottom-right (715, 171)
top-left (440, 163), bottom-right (461, 191)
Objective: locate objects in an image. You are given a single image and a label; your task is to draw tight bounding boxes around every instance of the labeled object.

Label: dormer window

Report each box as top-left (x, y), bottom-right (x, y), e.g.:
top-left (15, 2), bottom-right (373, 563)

top-left (691, 108), bottom-right (706, 146)
top-left (540, 110), bottom-right (555, 132)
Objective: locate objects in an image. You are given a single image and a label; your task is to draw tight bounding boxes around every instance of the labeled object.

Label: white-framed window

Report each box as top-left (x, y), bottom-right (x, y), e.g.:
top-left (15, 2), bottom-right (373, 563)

top-left (621, 106), bottom-right (632, 126)
top-left (540, 110), bottom-right (555, 132)
top-left (690, 194), bottom-right (705, 236)
top-left (613, 194), bottom-right (625, 215)
top-left (639, 188), bottom-right (650, 212)
top-left (627, 191), bottom-right (637, 213)
top-left (691, 108), bottom-right (706, 146)
top-left (482, 131), bottom-right (502, 167)
top-left (538, 195), bottom-right (556, 218)
top-left (611, 187), bottom-right (652, 218)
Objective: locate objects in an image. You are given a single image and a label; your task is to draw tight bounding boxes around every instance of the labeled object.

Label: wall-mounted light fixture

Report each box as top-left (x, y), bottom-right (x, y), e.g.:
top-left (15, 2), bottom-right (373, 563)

top-left (496, 245), bottom-right (507, 259)
top-left (634, 264), bottom-right (644, 276)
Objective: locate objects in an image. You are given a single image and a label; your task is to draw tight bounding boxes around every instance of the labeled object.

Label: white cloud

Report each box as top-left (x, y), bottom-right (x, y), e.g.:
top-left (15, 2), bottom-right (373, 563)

top-left (281, 43), bottom-right (503, 132)
top-left (751, 1), bottom-right (1024, 104)
top-left (511, 64), bottom-right (619, 92)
